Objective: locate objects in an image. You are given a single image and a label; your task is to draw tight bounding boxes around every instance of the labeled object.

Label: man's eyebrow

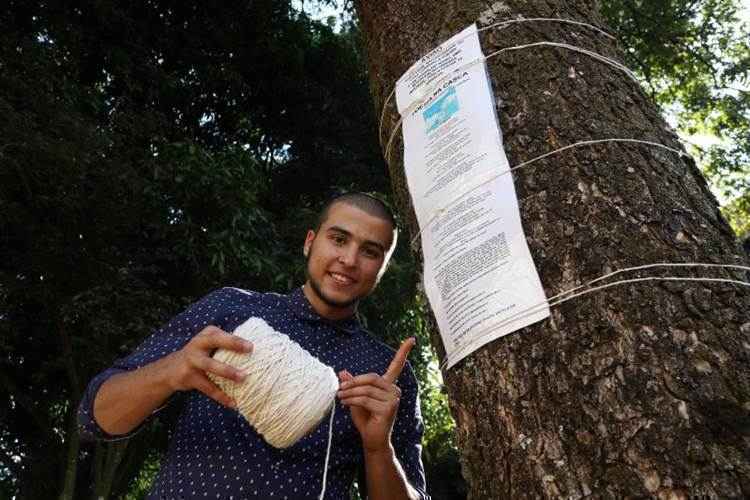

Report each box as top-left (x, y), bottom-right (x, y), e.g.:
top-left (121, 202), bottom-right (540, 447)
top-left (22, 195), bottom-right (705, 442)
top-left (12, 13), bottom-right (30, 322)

top-left (327, 225), bottom-right (386, 253)
top-left (327, 225), bottom-right (351, 236)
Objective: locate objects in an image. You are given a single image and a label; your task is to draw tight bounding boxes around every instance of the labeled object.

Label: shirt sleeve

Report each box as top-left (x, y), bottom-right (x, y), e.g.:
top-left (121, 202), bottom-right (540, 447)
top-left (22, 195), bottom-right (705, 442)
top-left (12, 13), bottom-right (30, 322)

top-left (391, 362), bottom-right (431, 500)
top-left (77, 287), bottom-right (232, 442)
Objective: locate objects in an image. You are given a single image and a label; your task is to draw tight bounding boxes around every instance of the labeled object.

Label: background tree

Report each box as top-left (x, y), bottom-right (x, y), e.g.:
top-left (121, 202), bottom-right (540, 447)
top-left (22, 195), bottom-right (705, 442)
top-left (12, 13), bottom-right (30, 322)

top-left (0, 1), bottom-right (421, 498)
top-left (1, 0), bottom-right (748, 498)
top-left (602, 0), bottom-right (749, 237)
top-left (355, 0), bottom-right (750, 497)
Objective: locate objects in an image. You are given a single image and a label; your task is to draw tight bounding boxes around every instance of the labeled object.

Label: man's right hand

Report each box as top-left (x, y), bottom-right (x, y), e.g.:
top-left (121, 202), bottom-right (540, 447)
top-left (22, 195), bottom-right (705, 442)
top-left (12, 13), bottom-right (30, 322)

top-left (93, 325), bottom-right (253, 436)
top-left (165, 325), bottom-right (253, 409)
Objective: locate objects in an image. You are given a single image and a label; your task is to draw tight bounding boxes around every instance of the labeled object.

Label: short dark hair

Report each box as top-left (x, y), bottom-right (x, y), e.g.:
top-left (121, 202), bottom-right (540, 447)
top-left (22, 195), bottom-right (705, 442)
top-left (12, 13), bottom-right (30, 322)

top-left (315, 192), bottom-right (397, 232)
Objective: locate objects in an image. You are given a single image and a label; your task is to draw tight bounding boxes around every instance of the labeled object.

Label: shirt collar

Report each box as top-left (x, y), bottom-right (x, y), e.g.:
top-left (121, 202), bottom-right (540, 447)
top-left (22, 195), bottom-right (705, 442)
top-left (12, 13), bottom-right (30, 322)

top-left (286, 287), bottom-right (361, 335)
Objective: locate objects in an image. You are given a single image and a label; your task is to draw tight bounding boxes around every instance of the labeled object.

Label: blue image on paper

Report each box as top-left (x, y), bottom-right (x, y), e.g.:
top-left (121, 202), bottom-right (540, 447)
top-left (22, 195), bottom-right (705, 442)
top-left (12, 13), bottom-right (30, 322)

top-left (423, 86), bottom-right (459, 133)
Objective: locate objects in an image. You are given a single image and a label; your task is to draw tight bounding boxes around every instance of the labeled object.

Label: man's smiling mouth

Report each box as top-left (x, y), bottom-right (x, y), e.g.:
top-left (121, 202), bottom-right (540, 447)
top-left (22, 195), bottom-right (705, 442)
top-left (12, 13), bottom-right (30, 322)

top-left (329, 272), bottom-right (355, 285)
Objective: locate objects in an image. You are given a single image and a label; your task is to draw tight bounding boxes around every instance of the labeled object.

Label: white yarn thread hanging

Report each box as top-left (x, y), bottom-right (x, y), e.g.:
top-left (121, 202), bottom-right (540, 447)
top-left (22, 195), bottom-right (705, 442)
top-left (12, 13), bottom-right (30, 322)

top-left (209, 317), bottom-right (339, 499)
top-left (208, 317), bottom-right (339, 449)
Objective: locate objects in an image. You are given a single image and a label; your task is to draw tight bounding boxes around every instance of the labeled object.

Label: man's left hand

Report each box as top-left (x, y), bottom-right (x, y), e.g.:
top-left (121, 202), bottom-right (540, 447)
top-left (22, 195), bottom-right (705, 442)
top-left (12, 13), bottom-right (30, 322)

top-left (337, 337), bottom-right (416, 453)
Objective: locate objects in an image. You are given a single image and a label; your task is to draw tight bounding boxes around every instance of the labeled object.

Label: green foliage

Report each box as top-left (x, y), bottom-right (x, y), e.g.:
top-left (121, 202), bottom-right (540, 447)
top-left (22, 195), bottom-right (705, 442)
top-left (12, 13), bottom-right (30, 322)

top-left (722, 194), bottom-right (750, 237)
top-left (0, 1), bottom-right (387, 497)
top-left (2, 0), bottom-right (748, 498)
top-left (120, 451), bottom-right (162, 500)
top-left (602, 0), bottom-right (749, 236)
top-left (148, 142), bottom-right (285, 286)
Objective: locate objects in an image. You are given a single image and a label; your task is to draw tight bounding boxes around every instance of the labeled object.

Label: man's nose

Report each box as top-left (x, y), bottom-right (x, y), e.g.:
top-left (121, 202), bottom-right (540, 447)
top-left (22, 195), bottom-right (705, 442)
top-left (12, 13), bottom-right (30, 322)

top-left (338, 245), bottom-right (358, 267)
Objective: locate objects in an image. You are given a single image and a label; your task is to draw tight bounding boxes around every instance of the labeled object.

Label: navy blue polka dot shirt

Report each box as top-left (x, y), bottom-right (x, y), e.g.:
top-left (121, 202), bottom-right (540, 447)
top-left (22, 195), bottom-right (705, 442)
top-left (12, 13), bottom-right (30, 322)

top-left (78, 287), bottom-right (429, 499)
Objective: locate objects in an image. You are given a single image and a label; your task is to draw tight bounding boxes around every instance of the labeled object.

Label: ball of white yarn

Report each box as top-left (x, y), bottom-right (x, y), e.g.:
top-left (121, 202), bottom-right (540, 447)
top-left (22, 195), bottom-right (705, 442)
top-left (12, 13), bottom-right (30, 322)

top-left (208, 317), bottom-right (339, 448)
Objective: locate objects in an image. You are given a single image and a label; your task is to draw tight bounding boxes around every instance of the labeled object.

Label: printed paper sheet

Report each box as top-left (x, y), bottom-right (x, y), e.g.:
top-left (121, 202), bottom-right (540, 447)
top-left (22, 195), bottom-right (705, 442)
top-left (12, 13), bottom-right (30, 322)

top-left (395, 24), bottom-right (550, 368)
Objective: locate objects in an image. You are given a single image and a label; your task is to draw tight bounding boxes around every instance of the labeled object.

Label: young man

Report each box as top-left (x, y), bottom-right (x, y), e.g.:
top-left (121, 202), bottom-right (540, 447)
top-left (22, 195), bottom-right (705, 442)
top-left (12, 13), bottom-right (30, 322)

top-left (78, 193), bottom-right (429, 499)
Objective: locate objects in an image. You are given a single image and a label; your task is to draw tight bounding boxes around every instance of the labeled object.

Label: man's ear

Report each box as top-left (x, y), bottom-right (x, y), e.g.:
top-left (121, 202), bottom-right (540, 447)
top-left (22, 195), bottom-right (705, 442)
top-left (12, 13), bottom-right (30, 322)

top-left (303, 230), bottom-right (316, 257)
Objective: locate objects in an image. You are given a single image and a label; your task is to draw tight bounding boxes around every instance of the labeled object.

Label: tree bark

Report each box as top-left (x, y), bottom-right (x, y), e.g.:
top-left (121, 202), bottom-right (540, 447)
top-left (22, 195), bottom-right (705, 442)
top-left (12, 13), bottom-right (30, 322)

top-left (92, 440), bottom-right (128, 500)
top-left (354, 1), bottom-right (750, 498)
top-left (59, 323), bottom-right (81, 500)
top-left (59, 405), bottom-right (81, 500)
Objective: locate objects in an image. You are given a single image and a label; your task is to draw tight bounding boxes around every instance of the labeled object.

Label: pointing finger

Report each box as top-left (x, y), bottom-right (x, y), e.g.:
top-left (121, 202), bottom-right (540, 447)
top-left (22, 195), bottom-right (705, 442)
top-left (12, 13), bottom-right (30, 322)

top-left (383, 337), bottom-right (415, 383)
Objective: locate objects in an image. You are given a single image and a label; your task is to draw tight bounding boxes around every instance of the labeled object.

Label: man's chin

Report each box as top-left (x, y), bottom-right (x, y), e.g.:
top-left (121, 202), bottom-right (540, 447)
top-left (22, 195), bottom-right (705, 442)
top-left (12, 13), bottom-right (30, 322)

top-left (307, 279), bottom-right (360, 310)
top-left (318, 290), bottom-right (360, 310)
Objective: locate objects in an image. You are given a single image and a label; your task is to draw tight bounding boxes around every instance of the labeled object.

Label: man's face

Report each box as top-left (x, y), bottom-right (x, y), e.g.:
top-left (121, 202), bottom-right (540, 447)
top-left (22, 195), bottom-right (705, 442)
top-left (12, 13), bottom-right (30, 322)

top-left (303, 202), bottom-right (394, 320)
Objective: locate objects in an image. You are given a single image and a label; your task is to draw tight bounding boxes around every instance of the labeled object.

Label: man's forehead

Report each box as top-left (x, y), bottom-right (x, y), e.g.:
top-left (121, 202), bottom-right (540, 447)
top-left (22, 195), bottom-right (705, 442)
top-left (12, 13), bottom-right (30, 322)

top-left (322, 202), bottom-right (388, 226)
top-left (321, 203), bottom-right (394, 245)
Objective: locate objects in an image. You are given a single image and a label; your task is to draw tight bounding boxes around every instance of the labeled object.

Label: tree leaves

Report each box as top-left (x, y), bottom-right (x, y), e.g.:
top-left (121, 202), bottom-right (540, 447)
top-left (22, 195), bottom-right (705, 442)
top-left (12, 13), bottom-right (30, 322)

top-left (602, 0), bottom-right (749, 237)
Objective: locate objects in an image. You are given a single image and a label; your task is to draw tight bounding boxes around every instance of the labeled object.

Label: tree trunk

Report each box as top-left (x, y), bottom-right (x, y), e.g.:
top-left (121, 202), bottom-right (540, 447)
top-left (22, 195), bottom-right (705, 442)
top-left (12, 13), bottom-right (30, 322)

top-left (59, 405), bottom-right (81, 500)
top-left (355, 1), bottom-right (750, 498)
top-left (59, 323), bottom-right (81, 500)
top-left (92, 440), bottom-right (128, 500)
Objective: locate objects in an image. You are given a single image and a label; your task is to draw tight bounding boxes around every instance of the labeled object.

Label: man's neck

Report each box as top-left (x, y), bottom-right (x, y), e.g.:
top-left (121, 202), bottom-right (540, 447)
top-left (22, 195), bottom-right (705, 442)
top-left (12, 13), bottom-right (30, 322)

top-left (301, 283), bottom-right (357, 321)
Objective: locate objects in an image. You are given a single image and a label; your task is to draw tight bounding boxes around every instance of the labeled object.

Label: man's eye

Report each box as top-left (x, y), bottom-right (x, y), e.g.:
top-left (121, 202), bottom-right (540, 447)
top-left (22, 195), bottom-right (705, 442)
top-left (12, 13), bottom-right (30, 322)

top-left (331, 235), bottom-right (345, 245)
top-left (363, 248), bottom-right (381, 259)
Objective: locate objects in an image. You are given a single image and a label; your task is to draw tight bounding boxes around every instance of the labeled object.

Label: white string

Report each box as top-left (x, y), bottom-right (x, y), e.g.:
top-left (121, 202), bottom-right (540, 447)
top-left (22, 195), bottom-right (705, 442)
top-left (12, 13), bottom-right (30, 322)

top-left (377, 17), bottom-right (616, 147)
top-left (382, 40), bottom-right (641, 165)
top-left (209, 317), bottom-right (339, 499)
top-left (439, 264), bottom-right (750, 369)
top-left (548, 262), bottom-right (750, 302)
top-left (319, 406), bottom-right (336, 500)
top-left (478, 17), bottom-right (616, 39)
top-left (381, 51), bottom-right (486, 164)
top-left (484, 41), bottom-right (639, 82)
top-left (409, 138), bottom-right (687, 248)
top-left (443, 276), bottom-right (750, 368)
top-left (513, 138), bottom-right (686, 171)
top-left (378, 85), bottom-right (397, 150)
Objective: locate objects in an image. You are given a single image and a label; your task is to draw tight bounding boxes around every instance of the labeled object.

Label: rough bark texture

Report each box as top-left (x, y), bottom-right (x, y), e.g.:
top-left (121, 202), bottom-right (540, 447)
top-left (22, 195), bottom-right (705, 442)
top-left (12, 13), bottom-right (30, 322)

top-left (355, 1), bottom-right (750, 498)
